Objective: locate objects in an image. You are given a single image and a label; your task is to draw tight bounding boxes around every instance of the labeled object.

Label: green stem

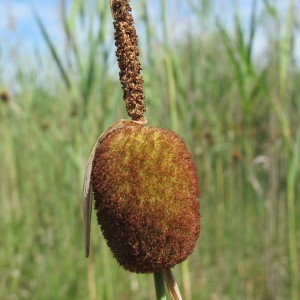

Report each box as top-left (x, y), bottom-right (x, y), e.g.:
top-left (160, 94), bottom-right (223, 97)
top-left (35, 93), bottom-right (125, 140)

top-left (154, 272), bottom-right (167, 300)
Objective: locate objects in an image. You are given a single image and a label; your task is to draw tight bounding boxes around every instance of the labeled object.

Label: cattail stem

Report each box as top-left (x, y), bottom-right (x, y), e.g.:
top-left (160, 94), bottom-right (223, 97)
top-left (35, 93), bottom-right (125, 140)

top-left (110, 0), bottom-right (146, 121)
top-left (154, 272), bottom-right (167, 300)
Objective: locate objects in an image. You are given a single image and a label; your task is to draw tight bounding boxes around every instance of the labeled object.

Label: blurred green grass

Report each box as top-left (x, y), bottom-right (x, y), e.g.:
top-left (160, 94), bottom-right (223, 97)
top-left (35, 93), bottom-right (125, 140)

top-left (0, 0), bottom-right (299, 299)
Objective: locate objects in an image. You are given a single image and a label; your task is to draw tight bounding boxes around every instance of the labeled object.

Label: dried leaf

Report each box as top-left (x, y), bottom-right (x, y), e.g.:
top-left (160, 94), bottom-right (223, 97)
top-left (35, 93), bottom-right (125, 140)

top-left (83, 118), bottom-right (147, 257)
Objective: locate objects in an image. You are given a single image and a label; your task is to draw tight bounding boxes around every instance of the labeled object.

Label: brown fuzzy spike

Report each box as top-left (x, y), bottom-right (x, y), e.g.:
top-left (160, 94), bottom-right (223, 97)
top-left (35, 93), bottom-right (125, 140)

top-left (112, 0), bottom-right (146, 120)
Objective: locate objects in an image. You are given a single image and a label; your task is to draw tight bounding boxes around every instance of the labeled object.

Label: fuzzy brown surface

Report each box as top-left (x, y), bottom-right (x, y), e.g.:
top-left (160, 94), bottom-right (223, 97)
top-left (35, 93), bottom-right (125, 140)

top-left (91, 126), bottom-right (200, 273)
top-left (112, 0), bottom-right (146, 120)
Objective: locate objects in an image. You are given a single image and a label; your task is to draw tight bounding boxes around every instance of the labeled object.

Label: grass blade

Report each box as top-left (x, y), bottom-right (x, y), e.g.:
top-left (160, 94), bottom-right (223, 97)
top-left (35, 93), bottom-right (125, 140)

top-left (33, 10), bottom-right (71, 90)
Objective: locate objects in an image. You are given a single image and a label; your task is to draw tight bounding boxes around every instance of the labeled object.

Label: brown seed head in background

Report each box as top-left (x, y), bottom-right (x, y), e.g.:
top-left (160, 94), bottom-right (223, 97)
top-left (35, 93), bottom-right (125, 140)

top-left (0, 90), bottom-right (10, 103)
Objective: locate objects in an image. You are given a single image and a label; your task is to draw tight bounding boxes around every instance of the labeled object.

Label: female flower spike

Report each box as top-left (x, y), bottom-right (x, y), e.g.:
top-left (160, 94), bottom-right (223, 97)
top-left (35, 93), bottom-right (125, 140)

top-left (83, 119), bottom-right (200, 273)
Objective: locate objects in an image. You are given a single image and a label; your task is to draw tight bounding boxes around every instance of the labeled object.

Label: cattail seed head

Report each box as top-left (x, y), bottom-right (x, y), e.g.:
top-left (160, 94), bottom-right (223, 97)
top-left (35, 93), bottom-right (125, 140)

top-left (0, 90), bottom-right (9, 103)
top-left (91, 125), bottom-right (200, 273)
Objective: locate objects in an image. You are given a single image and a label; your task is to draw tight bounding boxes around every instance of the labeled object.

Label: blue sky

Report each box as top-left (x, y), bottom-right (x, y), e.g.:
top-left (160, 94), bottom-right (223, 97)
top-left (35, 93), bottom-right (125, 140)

top-left (1, 0), bottom-right (65, 55)
top-left (0, 0), bottom-right (299, 66)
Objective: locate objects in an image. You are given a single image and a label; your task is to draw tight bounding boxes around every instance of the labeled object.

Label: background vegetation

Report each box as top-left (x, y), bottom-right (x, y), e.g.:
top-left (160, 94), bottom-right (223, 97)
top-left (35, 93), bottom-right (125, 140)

top-left (0, 0), bottom-right (299, 299)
